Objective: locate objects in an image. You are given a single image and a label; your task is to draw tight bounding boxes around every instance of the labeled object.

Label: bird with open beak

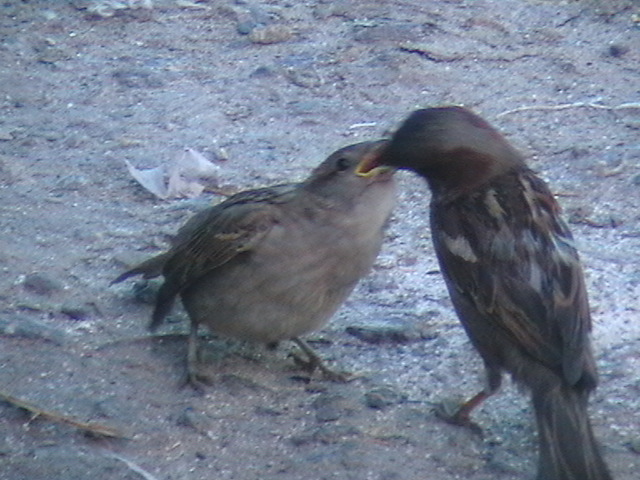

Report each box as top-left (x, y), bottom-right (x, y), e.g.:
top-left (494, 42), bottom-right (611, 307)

top-left (356, 106), bottom-right (612, 480)
top-left (114, 140), bottom-right (396, 388)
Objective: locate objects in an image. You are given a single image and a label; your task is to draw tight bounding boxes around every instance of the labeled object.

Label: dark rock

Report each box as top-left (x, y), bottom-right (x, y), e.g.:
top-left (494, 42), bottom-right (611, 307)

top-left (177, 407), bottom-right (214, 435)
top-left (112, 69), bottom-right (164, 89)
top-left (629, 438), bottom-right (640, 454)
top-left (284, 67), bottom-right (322, 89)
top-left (249, 25), bottom-right (292, 44)
top-left (22, 273), bottom-right (63, 296)
top-left (346, 317), bottom-right (434, 345)
top-left (607, 44), bottom-right (629, 58)
top-left (312, 393), bottom-right (355, 422)
top-left (0, 314), bottom-right (67, 345)
top-left (219, 373), bottom-right (268, 394)
top-left (237, 19), bottom-right (257, 35)
top-left (54, 175), bottom-right (89, 192)
top-left (60, 302), bottom-right (92, 321)
top-left (364, 386), bottom-right (405, 409)
top-left (249, 66), bottom-right (276, 78)
top-left (290, 424), bottom-right (360, 446)
top-left (254, 405), bottom-right (284, 416)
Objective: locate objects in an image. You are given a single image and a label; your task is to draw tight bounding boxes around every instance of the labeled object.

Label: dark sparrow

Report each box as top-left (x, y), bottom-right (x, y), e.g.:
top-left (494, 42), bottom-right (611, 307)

top-left (356, 107), bottom-right (612, 480)
top-left (114, 141), bottom-right (396, 388)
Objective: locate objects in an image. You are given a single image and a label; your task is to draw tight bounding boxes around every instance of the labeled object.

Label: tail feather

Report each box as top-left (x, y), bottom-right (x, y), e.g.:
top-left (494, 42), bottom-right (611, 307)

top-left (533, 385), bottom-right (612, 480)
top-left (148, 281), bottom-right (179, 332)
top-left (111, 253), bottom-right (168, 285)
top-left (111, 252), bottom-right (177, 332)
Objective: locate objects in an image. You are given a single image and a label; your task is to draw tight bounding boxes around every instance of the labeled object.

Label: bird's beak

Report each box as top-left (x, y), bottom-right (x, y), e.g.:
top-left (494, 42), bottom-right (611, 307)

top-left (356, 152), bottom-right (393, 178)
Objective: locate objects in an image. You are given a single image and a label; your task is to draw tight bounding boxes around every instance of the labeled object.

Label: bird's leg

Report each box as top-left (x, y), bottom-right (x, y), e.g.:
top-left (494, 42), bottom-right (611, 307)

top-left (290, 337), bottom-right (352, 382)
top-left (436, 391), bottom-right (489, 428)
top-left (179, 321), bottom-right (213, 391)
top-left (435, 366), bottom-right (500, 435)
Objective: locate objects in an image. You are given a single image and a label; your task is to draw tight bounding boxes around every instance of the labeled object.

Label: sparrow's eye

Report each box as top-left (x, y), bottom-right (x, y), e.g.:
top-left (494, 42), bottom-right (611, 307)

top-left (335, 157), bottom-right (351, 172)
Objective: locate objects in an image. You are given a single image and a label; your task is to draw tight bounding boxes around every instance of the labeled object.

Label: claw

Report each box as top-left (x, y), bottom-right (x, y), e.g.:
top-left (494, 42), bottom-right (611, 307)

top-left (434, 392), bottom-right (489, 436)
top-left (290, 337), bottom-right (353, 382)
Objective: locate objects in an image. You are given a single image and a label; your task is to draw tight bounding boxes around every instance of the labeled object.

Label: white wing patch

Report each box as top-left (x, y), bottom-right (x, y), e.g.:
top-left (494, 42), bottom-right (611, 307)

top-left (442, 233), bottom-right (479, 263)
top-left (528, 260), bottom-right (544, 294)
top-left (484, 189), bottom-right (506, 222)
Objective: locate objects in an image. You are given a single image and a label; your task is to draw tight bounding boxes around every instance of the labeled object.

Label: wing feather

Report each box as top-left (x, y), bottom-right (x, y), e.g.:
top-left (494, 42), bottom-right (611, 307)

top-left (148, 184), bottom-right (295, 330)
top-left (432, 170), bottom-right (592, 385)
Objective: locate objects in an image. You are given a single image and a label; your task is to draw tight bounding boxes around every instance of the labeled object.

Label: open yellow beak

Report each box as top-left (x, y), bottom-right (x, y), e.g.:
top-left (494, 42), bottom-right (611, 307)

top-left (356, 164), bottom-right (394, 178)
top-left (356, 151), bottom-right (392, 178)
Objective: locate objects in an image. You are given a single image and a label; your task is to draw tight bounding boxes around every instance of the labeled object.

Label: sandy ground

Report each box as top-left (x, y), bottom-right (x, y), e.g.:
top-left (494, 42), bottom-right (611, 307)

top-left (1, 1), bottom-right (639, 479)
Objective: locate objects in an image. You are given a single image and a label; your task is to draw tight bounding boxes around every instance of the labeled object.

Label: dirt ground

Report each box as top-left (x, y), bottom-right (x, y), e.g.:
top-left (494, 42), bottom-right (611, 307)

top-left (1, 1), bottom-right (639, 479)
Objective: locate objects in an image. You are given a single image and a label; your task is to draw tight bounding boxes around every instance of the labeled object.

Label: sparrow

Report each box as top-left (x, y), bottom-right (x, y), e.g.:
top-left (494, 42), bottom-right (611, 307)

top-left (356, 107), bottom-right (612, 480)
top-left (113, 140), bottom-right (396, 388)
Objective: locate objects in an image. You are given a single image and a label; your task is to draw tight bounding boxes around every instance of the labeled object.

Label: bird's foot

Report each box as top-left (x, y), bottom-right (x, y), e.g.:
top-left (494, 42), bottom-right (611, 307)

top-left (435, 396), bottom-right (484, 436)
top-left (293, 355), bottom-right (354, 382)
top-left (180, 323), bottom-right (214, 391)
top-left (178, 363), bottom-right (214, 392)
top-left (290, 337), bottom-right (354, 383)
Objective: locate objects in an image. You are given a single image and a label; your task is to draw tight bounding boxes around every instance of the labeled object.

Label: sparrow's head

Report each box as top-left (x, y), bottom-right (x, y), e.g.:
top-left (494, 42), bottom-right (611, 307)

top-left (305, 140), bottom-right (395, 196)
top-left (301, 140), bottom-right (396, 226)
top-left (357, 106), bottom-right (525, 195)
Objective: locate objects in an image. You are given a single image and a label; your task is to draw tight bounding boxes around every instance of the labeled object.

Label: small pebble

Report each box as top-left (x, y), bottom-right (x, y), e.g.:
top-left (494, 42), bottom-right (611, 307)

top-left (249, 66), bottom-right (276, 78)
top-left (0, 314), bottom-right (67, 345)
top-left (313, 394), bottom-right (351, 422)
top-left (219, 373), bottom-right (267, 394)
top-left (249, 25), bottom-right (292, 44)
top-left (237, 19), bottom-right (256, 35)
top-left (364, 386), bottom-right (405, 410)
top-left (0, 129), bottom-right (14, 141)
top-left (607, 44), bottom-right (629, 58)
top-left (112, 69), bottom-right (164, 89)
top-left (177, 407), bottom-right (214, 435)
top-left (22, 273), bottom-right (63, 296)
top-left (290, 424), bottom-right (359, 446)
top-left (284, 67), bottom-right (322, 88)
top-left (346, 317), bottom-right (433, 344)
top-left (60, 302), bottom-right (92, 321)
top-left (54, 175), bottom-right (89, 192)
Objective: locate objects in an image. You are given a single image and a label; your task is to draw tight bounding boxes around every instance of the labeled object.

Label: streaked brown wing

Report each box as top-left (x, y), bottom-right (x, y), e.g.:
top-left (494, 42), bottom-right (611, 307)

top-left (149, 186), bottom-right (294, 329)
top-left (431, 170), bottom-right (591, 384)
top-left (164, 185), bottom-right (296, 291)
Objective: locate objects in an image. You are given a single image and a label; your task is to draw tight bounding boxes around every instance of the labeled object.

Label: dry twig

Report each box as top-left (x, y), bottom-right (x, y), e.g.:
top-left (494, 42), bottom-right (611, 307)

top-left (108, 453), bottom-right (161, 480)
top-left (497, 101), bottom-right (640, 117)
top-left (0, 390), bottom-right (127, 438)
